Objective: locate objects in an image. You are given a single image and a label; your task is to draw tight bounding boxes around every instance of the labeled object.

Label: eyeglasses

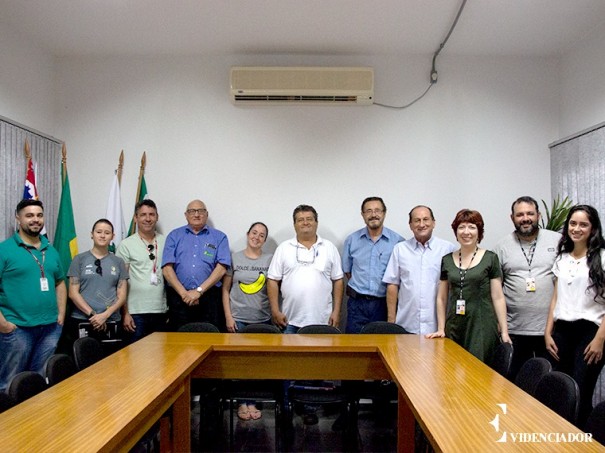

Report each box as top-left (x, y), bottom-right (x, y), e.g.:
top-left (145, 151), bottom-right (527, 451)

top-left (147, 244), bottom-right (155, 261)
top-left (363, 209), bottom-right (384, 215)
top-left (94, 258), bottom-right (102, 276)
top-left (186, 208), bottom-right (208, 215)
top-left (296, 245), bottom-right (316, 265)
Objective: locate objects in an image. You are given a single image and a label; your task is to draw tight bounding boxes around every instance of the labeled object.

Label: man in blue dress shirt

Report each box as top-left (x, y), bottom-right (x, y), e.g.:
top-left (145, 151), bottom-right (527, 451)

top-left (342, 197), bottom-right (403, 333)
top-left (162, 199), bottom-right (231, 331)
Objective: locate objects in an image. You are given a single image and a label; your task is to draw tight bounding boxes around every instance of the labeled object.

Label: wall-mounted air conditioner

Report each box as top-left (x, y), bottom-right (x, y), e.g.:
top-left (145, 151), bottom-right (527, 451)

top-left (230, 66), bottom-right (374, 105)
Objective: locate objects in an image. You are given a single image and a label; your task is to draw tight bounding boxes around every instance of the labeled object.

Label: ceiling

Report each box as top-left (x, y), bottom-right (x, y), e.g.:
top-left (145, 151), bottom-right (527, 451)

top-left (1, 0), bottom-right (605, 57)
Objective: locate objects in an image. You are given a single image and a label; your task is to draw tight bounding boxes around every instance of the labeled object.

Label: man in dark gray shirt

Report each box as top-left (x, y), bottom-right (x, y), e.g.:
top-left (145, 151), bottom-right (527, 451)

top-left (493, 196), bottom-right (561, 379)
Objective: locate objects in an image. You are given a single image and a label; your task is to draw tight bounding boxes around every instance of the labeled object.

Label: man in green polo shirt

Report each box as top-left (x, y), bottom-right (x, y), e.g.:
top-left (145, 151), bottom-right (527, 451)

top-left (0, 199), bottom-right (67, 391)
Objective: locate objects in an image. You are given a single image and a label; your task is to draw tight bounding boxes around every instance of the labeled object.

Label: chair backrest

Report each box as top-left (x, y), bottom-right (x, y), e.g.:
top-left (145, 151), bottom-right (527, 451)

top-left (514, 357), bottom-right (552, 396)
top-left (0, 391), bottom-right (16, 414)
top-left (297, 324), bottom-right (341, 334)
top-left (489, 342), bottom-right (514, 378)
top-left (586, 400), bottom-right (605, 445)
top-left (177, 322), bottom-right (220, 333)
top-left (73, 336), bottom-right (104, 371)
top-left (44, 353), bottom-right (78, 386)
top-left (7, 371), bottom-right (47, 404)
top-left (534, 371), bottom-right (580, 424)
top-left (240, 323), bottom-right (281, 334)
top-left (360, 321), bottom-right (409, 334)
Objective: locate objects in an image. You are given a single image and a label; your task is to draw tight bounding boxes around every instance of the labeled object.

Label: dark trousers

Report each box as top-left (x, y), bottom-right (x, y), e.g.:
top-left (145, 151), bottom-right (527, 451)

top-left (548, 319), bottom-right (605, 428)
top-left (509, 334), bottom-right (548, 381)
top-left (166, 285), bottom-right (225, 332)
top-left (345, 290), bottom-right (387, 334)
top-left (123, 313), bottom-right (168, 345)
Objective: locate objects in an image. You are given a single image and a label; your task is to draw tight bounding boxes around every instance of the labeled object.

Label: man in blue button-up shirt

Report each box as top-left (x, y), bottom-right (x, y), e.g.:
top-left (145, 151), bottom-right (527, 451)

top-left (342, 197), bottom-right (403, 333)
top-left (162, 199), bottom-right (231, 331)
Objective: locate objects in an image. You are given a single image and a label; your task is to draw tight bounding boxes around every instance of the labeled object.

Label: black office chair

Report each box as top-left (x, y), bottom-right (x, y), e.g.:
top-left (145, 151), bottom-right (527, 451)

top-left (177, 322), bottom-right (220, 333)
top-left (534, 371), bottom-right (580, 424)
top-left (44, 354), bottom-right (78, 386)
top-left (73, 336), bottom-right (104, 371)
top-left (514, 357), bottom-right (552, 396)
top-left (0, 391), bottom-right (16, 413)
top-left (7, 371), bottom-right (47, 404)
top-left (177, 321), bottom-right (222, 450)
top-left (223, 323), bottom-right (283, 451)
top-left (288, 325), bottom-right (355, 449)
top-left (360, 321), bottom-right (409, 334)
top-left (239, 322), bottom-right (281, 334)
top-left (586, 400), bottom-right (605, 445)
top-left (489, 342), bottom-right (514, 378)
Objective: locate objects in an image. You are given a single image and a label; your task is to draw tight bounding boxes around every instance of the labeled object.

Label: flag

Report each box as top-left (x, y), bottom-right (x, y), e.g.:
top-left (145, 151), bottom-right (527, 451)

top-left (54, 162), bottom-right (78, 272)
top-left (23, 158), bottom-right (38, 200)
top-left (127, 174), bottom-right (148, 236)
top-left (106, 172), bottom-right (125, 252)
top-left (22, 158), bottom-right (47, 235)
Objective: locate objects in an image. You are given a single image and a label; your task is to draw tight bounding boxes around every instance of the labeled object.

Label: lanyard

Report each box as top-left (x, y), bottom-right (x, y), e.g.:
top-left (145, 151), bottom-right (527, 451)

top-left (458, 247), bottom-right (478, 299)
top-left (517, 235), bottom-right (537, 277)
top-left (22, 245), bottom-right (46, 278)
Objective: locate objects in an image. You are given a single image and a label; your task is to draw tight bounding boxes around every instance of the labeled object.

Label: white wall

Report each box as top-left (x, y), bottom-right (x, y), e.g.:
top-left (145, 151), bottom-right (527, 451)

top-left (0, 19), bottom-right (56, 133)
top-left (52, 53), bottom-right (559, 252)
top-left (559, 24), bottom-right (605, 138)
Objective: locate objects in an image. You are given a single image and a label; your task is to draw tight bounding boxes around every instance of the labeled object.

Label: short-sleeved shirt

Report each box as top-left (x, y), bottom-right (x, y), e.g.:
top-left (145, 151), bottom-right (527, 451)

top-left (382, 236), bottom-right (457, 334)
top-left (227, 250), bottom-right (273, 323)
top-left (116, 233), bottom-right (167, 315)
top-left (342, 226), bottom-right (403, 297)
top-left (0, 232), bottom-right (64, 327)
top-left (68, 251), bottom-right (129, 321)
top-left (268, 235), bottom-right (344, 327)
top-left (161, 224), bottom-right (231, 289)
top-left (552, 250), bottom-right (605, 326)
top-left (493, 230), bottom-right (561, 335)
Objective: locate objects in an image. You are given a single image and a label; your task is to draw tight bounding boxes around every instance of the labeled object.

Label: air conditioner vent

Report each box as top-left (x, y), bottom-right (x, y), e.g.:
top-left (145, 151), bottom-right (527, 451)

top-left (230, 67), bottom-right (374, 105)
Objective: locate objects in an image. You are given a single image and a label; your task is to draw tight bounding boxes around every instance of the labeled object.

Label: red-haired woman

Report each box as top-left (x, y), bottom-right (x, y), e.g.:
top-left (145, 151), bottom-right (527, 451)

top-left (427, 209), bottom-right (511, 362)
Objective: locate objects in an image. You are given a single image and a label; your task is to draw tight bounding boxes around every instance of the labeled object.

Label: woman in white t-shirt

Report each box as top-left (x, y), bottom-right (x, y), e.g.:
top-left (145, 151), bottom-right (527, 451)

top-left (545, 204), bottom-right (605, 427)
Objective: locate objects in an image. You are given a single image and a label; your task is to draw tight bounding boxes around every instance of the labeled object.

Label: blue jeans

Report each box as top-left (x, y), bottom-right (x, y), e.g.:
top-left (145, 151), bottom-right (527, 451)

top-left (0, 322), bottom-right (62, 391)
top-left (345, 295), bottom-right (387, 333)
top-left (283, 324), bottom-right (300, 334)
top-left (124, 313), bottom-right (168, 344)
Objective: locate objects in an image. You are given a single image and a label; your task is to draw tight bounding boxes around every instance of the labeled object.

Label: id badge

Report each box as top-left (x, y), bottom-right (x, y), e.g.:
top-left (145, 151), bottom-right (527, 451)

top-left (40, 277), bottom-right (49, 292)
top-left (150, 273), bottom-right (159, 286)
top-left (526, 277), bottom-right (536, 292)
top-left (456, 299), bottom-right (466, 315)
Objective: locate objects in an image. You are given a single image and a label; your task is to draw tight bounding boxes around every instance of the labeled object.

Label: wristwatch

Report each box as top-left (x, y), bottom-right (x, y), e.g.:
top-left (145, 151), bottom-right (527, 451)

top-left (196, 286), bottom-right (204, 294)
top-left (88, 310), bottom-right (96, 319)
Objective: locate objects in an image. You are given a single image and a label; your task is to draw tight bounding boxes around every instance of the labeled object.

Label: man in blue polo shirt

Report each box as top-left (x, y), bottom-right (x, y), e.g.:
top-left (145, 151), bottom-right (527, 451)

top-left (342, 197), bottom-right (403, 333)
top-left (162, 199), bottom-right (231, 331)
top-left (0, 199), bottom-right (67, 391)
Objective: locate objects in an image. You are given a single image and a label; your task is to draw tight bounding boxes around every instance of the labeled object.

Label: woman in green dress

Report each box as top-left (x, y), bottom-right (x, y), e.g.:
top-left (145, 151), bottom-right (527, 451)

top-left (427, 209), bottom-right (511, 362)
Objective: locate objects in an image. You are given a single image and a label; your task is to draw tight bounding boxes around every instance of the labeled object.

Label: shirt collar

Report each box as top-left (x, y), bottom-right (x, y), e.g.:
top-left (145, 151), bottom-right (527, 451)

top-left (14, 231), bottom-right (49, 250)
top-left (413, 235), bottom-right (434, 250)
top-left (185, 224), bottom-right (208, 235)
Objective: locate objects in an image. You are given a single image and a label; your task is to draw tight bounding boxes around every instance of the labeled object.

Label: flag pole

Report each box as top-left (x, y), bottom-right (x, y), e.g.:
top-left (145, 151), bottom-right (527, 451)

top-left (128, 152), bottom-right (147, 236)
top-left (117, 150), bottom-right (124, 185)
top-left (61, 143), bottom-right (68, 185)
top-left (23, 139), bottom-right (32, 161)
top-left (133, 151), bottom-right (146, 206)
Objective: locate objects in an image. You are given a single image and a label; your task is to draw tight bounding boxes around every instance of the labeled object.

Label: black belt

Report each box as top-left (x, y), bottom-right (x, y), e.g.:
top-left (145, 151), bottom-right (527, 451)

top-left (346, 286), bottom-right (385, 301)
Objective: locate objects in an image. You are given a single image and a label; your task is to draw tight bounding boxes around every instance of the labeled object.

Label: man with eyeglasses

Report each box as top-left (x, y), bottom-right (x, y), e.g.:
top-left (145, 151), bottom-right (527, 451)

top-left (382, 205), bottom-right (457, 334)
top-left (267, 204), bottom-right (344, 426)
top-left (162, 199), bottom-right (231, 331)
top-left (117, 199), bottom-right (167, 343)
top-left (268, 204), bottom-right (344, 334)
top-left (342, 197), bottom-right (403, 334)
top-left (0, 199), bottom-right (67, 392)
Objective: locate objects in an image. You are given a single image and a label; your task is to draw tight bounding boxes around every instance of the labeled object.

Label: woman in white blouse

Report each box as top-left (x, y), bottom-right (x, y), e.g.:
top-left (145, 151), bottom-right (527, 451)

top-left (545, 204), bottom-right (605, 427)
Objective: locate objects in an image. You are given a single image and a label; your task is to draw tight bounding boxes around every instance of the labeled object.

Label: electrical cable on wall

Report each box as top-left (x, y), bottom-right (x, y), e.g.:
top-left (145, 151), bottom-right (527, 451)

top-left (374, 0), bottom-right (468, 110)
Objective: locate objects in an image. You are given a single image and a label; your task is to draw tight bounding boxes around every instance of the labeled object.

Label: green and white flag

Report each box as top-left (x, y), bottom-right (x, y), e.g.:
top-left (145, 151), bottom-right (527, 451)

top-left (106, 171), bottom-right (125, 252)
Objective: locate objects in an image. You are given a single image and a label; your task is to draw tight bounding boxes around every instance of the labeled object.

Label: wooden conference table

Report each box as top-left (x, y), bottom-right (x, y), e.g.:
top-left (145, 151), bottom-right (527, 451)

top-left (0, 332), bottom-right (603, 452)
